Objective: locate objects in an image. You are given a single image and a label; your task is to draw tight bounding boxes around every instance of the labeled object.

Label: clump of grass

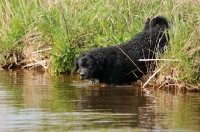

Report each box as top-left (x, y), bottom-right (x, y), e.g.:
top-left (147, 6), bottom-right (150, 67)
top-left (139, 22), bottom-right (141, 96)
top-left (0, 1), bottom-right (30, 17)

top-left (0, 0), bottom-right (199, 89)
top-left (0, 0), bottom-right (47, 68)
top-left (155, 0), bottom-right (200, 89)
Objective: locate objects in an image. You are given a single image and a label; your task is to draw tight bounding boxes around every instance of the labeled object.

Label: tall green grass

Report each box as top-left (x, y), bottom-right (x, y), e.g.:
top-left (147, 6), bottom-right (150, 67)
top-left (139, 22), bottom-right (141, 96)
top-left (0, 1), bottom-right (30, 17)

top-left (158, 0), bottom-right (200, 84)
top-left (0, 0), bottom-right (199, 85)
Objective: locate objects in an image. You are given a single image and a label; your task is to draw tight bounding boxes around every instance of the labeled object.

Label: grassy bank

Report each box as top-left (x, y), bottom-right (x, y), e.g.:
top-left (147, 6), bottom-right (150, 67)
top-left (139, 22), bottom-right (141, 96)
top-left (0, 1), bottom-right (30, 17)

top-left (0, 0), bottom-right (199, 89)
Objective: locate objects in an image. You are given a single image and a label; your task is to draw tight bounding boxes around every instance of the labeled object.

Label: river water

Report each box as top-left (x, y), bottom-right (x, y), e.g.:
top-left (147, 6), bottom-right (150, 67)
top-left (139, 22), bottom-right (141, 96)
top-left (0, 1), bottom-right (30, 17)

top-left (0, 69), bottom-right (199, 131)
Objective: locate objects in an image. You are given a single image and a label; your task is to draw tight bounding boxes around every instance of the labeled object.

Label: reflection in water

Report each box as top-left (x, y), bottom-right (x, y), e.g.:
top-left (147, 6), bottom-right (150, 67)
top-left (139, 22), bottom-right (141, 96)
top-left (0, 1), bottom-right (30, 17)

top-left (77, 87), bottom-right (152, 129)
top-left (0, 69), bottom-right (199, 131)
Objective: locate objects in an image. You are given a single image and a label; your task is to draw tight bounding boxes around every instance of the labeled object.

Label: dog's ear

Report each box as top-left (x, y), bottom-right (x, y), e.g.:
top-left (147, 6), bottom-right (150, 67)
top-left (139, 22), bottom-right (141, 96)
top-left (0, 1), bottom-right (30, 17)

top-left (97, 59), bottom-right (104, 70)
top-left (74, 53), bottom-right (85, 73)
top-left (94, 54), bottom-right (105, 71)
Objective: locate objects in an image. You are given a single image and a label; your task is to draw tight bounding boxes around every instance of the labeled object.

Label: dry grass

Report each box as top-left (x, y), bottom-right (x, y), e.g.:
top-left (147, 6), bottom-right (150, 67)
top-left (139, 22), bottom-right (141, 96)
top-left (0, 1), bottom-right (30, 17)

top-left (20, 28), bottom-right (52, 70)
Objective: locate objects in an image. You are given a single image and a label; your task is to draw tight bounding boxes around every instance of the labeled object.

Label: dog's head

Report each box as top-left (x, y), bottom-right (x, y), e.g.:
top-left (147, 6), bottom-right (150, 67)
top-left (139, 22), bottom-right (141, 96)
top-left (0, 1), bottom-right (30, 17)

top-left (75, 53), bottom-right (105, 80)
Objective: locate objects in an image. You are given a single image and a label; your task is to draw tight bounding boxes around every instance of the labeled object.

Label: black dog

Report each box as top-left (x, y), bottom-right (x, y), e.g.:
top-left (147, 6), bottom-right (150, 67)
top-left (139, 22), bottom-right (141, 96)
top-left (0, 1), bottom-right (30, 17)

top-left (75, 16), bottom-right (169, 85)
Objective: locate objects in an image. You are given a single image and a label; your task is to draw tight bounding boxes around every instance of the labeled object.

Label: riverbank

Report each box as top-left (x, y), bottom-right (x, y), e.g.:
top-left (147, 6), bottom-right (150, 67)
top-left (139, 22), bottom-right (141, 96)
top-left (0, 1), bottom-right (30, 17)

top-left (0, 0), bottom-right (199, 90)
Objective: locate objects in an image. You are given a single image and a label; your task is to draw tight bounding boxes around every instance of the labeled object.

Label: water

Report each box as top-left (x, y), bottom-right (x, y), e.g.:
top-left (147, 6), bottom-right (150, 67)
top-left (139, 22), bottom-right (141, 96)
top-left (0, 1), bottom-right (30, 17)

top-left (0, 69), bottom-right (199, 132)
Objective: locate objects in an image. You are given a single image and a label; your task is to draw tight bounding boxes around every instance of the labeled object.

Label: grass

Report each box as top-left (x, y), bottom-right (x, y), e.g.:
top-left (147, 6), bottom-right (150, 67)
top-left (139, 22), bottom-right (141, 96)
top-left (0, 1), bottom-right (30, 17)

top-left (0, 0), bottom-right (199, 89)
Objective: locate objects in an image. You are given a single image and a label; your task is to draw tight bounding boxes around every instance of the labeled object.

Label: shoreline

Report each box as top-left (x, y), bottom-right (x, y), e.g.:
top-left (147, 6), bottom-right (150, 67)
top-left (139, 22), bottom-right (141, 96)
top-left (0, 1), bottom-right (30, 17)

top-left (1, 66), bottom-right (199, 91)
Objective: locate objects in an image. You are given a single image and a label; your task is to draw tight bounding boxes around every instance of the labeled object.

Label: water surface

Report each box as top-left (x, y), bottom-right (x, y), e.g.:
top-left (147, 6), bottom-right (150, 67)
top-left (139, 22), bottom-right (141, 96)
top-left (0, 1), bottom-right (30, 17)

top-left (0, 69), bottom-right (199, 131)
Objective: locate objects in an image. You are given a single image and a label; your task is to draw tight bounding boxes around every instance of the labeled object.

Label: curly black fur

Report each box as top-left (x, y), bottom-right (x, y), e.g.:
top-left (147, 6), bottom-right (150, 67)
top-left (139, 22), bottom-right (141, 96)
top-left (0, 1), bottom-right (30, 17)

top-left (75, 16), bottom-right (169, 85)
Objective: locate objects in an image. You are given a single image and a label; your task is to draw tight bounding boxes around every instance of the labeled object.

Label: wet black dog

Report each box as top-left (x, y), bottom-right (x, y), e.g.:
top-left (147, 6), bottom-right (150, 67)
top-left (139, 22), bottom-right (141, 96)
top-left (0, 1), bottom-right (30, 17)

top-left (75, 16), bottom-right (169, 85)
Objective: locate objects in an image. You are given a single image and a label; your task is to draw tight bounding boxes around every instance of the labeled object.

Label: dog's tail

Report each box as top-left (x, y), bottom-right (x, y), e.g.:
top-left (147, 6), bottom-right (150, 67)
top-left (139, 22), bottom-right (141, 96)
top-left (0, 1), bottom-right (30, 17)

top-left (144, 16), bottom-right (169, 30)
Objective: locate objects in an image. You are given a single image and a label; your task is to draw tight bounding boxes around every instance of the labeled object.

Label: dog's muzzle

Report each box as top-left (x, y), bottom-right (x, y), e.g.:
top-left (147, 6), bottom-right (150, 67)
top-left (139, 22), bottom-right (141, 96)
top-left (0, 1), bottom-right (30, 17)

top-left (80, 72), bottom-right (86, 79)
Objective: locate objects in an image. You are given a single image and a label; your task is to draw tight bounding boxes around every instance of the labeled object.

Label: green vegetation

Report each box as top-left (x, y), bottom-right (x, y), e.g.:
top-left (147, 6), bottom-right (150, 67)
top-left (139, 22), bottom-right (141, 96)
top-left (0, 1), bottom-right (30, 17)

top-left (0, 0), bottom-right (199, 88)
